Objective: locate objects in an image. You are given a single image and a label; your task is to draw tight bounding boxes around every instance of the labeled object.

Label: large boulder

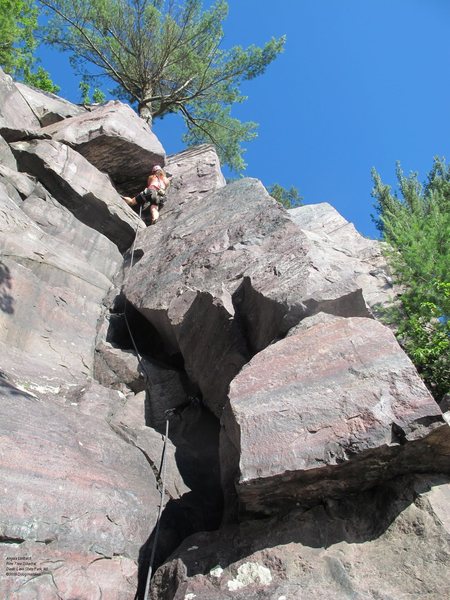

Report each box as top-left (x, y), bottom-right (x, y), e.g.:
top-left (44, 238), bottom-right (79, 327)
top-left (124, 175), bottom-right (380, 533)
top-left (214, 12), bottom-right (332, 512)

top-left (124, 178), bottom-right (370, 418)
top-left (0, 375), bottom-right (159, 600)
top-left (41, 101), bottom-right (166, 195)
top-left (0, 180), bottom-right (120, 382)
top-left (110, 390), bottom-right (190, 501)
top-left (0, 133), bottom-right (17, 169)
top-left (165, 144), bottom-right (226, 207)
top-left (21, 186), bottom-right (123, 281)
top-left (16, 81), bottom-right (87, 126)
top-left (150, 473), bottom-right (450, 600)
top-left (11, 138), bottom-right (144, 252)
top-left (0, 161), bottom-right (122, 278)
top-left (0, 68), bottom-right (41, 141)
top-left (0, 163), bottom-right (36, 198)
top-left (289, 202), bottom-right (396, 311)
top-left (221, 313), bottom-right (450, 516)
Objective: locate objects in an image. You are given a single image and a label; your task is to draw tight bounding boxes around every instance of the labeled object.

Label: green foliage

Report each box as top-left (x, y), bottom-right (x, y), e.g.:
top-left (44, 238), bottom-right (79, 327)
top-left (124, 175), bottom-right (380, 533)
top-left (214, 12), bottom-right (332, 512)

top-left (39, 0), bottom-right (285, 171)
top-left (79, 79), bottom-right (105, 104)
top-left (26, 65), bottom-right (60, 92)
top-left (79, 80), bottom-right (90, 104)
top-left (0, 0), bottom-right (37, 77)
top-left (92, 87), bottom-right (106, 103)
top-left (0, 0), bottom-right (59, 91)
top-left (372, 158), bottom-right (450, 400)
top-left (269, 183), bottom-right (303, 208)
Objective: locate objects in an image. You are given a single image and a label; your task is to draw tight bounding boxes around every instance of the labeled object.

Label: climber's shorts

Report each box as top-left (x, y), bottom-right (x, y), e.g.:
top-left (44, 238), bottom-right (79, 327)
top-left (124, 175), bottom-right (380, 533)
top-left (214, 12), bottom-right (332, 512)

top-left (135, 188), bottom-right (160, 208)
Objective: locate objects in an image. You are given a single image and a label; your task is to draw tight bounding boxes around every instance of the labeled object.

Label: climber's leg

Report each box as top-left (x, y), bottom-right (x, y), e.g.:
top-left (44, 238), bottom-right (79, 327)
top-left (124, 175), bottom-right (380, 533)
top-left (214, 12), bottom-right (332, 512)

top-left (122, 195), bottom-right (136, 206)
top-left (150, 204), bottom-right (159, 224)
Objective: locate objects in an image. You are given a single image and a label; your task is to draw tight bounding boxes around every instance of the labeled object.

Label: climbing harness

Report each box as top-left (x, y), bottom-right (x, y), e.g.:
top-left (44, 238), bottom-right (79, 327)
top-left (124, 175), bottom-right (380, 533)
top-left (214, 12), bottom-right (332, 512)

top-left (121, 205), bottom-right (171, 598)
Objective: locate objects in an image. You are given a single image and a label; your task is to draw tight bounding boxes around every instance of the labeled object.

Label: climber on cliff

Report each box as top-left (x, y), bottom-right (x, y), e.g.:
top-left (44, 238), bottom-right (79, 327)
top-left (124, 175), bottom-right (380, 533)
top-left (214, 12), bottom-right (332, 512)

top-left (122, 165), bottom-right (171, 226)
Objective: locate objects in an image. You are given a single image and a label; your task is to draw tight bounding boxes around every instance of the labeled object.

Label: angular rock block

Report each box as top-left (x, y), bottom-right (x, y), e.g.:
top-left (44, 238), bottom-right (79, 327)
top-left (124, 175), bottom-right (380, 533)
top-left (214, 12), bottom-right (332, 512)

top-left (150, 474), bottom-right (450, 600)
top-left (0, 161), bottom-right (123, 280)
top-left (0, 133), bottom-right (17, 169)
top-left (124, 179), bottom-right (369, 417)
top-left (165, 289), bottom-right (250, 419)
top-left (16, 81), bottom-right (87, 126)
top-left (289, 202), bottom-right (396, 311)
top-left (0, 68), bottom-right (41, 141)
top-left (110, 390), bottom-right (190, 501)
top-left (221, 314), bottom-right (450, 515)
top-left (0, 163), bottom-right (37, 198)
top-left (0, 377), bottom-right (159, 599)
top-left (289, 202), bottom-right (369, 249)
top-left (11, 138), bottom-right (144, 252)
top-left (165, 144), bottom-right (226, 207)
top-left (94, 342), bottom-right (144, 392)
top-left (21, 189), bottom-right (123, 281)
top-left (0, 182), bottom-right (114, 380)
top-left (41, 101), bottom-right (166, 195)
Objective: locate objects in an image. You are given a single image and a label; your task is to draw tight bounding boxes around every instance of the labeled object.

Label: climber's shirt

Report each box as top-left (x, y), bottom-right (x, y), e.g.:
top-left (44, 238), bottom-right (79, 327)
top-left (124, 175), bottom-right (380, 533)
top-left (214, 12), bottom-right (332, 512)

top-left (132, 173), bottom-right (170, 225)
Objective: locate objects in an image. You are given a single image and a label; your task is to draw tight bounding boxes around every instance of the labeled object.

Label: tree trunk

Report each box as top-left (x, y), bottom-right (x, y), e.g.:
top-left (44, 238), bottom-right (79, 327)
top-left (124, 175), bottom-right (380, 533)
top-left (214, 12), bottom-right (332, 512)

top-left (138, 100), bottom-right (153, 127)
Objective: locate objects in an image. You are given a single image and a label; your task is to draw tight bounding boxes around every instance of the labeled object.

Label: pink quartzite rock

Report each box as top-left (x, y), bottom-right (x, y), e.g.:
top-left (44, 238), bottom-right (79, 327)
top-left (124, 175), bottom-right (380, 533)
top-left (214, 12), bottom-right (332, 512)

top-left (124, 178), bottom-right (369, 418)
top-left (11, 138), bottom-right (144, 251)
top-left (164, 144), bottom-right (226, 207)
top-left (16, 81), bottom-right (87, 126)
top-left (0, 68), bottom-right (40, 141)
top-left (0, 181), bottom-right (113, 380)
top-left (221, 314), bottom-right (450, 516)
top-left (0, 377), bottom-right (159, 599)
top-left (150, 474), bottom-right (450, 600)
top-left (288, 202), bottom-right (397, 312)
top-left (41, 101), bottom-right (166, 195)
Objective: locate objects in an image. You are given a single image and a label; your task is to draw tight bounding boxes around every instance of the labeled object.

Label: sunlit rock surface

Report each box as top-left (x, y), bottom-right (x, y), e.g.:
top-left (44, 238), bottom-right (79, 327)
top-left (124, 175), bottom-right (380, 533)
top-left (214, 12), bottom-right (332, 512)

top-left (1, 74), bottom-right (449, 599)
top-left (124, 178), bottom-right (370, 417)
top-left (221, 313), bottom-right (450, 516)
top-left (41, 100), bottom-right (166, 195)
top-left (0, 68), bottom-right (41, 141)
top-left (289, 202), bottom-right (396, 311)
top-left (11, 138), bottom-right (144, 251)
top-left (16, 81), bottom-right (87, 126)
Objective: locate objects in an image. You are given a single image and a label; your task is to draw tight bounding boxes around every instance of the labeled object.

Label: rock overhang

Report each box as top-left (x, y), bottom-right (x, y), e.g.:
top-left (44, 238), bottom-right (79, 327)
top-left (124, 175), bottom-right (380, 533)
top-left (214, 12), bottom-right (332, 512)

top-left (221, 313), bottom-right (450, 516)
top-left (123, 178), bottom-right (372, 417)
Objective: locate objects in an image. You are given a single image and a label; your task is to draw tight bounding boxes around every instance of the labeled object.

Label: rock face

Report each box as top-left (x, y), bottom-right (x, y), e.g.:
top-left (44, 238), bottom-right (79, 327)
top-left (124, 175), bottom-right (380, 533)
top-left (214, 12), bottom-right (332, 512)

top-left (0, 179), bottom-right (117, 380)
top-left (41, 101), bottom-right (166, 195)
top-left (1, 74), bottom-right (449, 600)
top-left (0, 68), bottom-right (41, 141)
top-left (221, 313), bottom-right (450, 516)
top-left (16, 82), bottom-right (87, 126)
top-left (0, 377), bottom-right (159, 600)
top-left (165, 144), bottom-right (226, 206)
top-left (150, 474), bottom-right (450, 600)
top-left (0, 75), bottom-right (189, 599)
top-left (124, 178), bottom-right (370, 418)
top-left (11, 138), bottom-right (144, 251)
top-left (289, 202), bottom-right (396, 311)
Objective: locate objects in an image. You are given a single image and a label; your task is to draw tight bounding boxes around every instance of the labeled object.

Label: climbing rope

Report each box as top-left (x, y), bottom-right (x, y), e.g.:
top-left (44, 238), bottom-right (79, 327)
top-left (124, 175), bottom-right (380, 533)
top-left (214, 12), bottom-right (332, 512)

top-left (143, 416), bottom-right (169, 599)
top-left (120, 205), bottom-right (170, 599)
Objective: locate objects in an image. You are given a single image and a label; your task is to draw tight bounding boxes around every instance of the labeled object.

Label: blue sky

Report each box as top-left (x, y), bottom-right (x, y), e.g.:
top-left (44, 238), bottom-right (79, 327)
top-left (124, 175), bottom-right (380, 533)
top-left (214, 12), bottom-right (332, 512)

top-left (37, 0), bottom-right (450, 239)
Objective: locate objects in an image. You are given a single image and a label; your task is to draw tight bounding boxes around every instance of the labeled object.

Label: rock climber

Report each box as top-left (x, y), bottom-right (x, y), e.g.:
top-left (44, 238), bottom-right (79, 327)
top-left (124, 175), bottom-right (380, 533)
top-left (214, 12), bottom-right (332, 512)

top-left (122, 165), bottom-right (171, 225)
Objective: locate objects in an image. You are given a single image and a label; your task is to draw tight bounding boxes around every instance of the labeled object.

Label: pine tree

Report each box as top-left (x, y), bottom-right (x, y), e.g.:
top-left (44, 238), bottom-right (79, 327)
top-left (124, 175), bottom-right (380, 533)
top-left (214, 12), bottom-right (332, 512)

top-left (372, 158), bottom-right (450, 401)
top-left (269, 183), bottom-right (303, 208)
top-left (0, 0), bottom-right (59, 92)
top-left (39, 0), bottom-right (285, 171)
